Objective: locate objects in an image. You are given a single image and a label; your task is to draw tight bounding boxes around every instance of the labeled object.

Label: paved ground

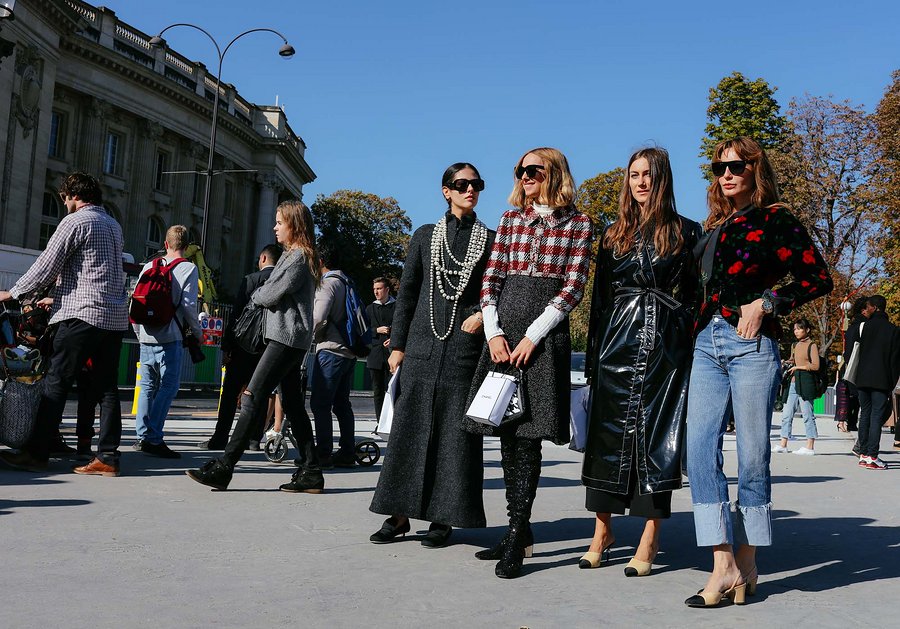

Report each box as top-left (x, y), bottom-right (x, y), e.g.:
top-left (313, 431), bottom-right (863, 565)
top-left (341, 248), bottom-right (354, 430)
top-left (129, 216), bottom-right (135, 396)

top-left (0, 395), bottom-right (897, 628)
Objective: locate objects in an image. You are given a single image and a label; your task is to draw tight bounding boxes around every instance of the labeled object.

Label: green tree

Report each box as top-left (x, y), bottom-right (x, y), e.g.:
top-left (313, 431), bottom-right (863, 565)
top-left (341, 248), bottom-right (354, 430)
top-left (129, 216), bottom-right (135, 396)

top-left (700, 72), bottom-right (789, 166)
top-left (872, 70), bottom-right (900, 321)
top-left (570, 169), bottom-right (622, 351)
top-left (311, 190), bottom-right (412, 301)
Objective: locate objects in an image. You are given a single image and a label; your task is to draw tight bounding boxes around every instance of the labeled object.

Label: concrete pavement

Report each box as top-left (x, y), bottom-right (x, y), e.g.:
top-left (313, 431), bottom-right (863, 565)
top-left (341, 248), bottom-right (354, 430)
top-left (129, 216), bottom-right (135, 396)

top-left (0, 396), bottom-right (897, 628)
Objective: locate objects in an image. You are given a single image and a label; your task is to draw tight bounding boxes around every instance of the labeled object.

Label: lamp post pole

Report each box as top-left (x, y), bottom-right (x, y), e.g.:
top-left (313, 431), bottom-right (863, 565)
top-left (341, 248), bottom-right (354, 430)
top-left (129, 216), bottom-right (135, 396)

top-left (150, 25), bottom-right (295, 251)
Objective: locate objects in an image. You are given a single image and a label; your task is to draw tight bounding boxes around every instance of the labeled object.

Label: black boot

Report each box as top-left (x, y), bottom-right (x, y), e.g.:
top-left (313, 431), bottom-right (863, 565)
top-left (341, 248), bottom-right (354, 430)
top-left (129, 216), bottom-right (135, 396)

top-left (476, 436), bottom-right (516, 560)
top-left (495, 437), bottom-right (542, 579)
top-left (185, 459), bottom-right (233, 490)
top-left (280, 441), bottom-right (324, 493)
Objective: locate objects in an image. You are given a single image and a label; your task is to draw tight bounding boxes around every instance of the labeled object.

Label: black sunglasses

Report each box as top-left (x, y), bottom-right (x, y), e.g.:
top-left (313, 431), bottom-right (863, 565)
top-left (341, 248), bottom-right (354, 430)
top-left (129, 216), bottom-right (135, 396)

top-left (711, 160), bottom-right (750, 177)
top-left (515, 164), bottom-right (545, 180)
top-left (446, 178), bottom-right (485, 193)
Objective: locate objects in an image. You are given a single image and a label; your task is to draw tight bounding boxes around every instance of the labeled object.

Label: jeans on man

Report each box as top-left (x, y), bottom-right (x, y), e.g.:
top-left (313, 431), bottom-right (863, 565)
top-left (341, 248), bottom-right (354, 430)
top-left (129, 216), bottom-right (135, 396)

top-left (857, 387), bottom-right (890, 457)
top-left (310, 350), bottom-right (356, 457)
top-left (25, 319), bottom-right (124, 464)
top-left (686, 315), bottom-right (781, 547)
top-left (780, 379), bottom-right (818, 441)
top-left (135, 341), bottom-right (183, 445)
top-left (369, 366), bottom-right (388, 419)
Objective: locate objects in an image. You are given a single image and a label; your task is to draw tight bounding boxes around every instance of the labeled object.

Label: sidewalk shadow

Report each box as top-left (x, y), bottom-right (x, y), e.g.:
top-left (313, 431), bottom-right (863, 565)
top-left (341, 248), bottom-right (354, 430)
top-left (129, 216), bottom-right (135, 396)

top-left (0, 498), bottom-right (92, 516)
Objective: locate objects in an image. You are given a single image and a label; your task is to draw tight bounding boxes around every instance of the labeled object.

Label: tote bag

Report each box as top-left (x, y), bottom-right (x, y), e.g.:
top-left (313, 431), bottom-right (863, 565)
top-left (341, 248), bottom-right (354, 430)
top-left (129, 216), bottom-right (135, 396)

top-left (843, 322), bottom-right (865, 386)
top-left (376, 366), bottom-right (400, 438)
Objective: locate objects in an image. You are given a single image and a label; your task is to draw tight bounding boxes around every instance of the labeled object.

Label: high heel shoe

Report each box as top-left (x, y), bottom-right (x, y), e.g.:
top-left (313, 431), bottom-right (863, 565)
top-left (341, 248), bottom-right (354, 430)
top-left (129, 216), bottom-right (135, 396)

top-left (623, 550), bottom-right (657, 577)
top-left (578, 540), bottom-right (614, 569)
top-left (684, 574), bottom-right (747, 608)
top-left (495, 525), bottom-right (530, 579)
top-left (475, 526), bottom-right (533, 560)
top-left (369, 517), bottom-right (410, 544)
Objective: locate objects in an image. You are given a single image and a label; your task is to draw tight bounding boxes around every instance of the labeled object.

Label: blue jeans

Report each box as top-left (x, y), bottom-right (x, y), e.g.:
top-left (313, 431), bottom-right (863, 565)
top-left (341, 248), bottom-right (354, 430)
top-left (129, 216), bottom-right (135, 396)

top-left (310, 350), bottom-right (356, 457)
top-left (780, 379), bottom-right (818, 440)
top-left (135, 341), bottom-right (183, 445)
top-left (686, 315), bottom-right (781, 547)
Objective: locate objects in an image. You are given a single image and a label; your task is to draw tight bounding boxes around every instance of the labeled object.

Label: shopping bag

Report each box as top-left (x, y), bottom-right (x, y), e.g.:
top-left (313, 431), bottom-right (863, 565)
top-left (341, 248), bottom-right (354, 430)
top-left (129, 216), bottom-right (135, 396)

top-left (569, 385), bottom-right (590, 452)
top-left (0, 377), bottom-right (43, 449)
top-left (466, 370), bottom-right (519, 427)
top-left (843, 321), bottom-right (865, 386)
top-left (376, 366), bottom-right (400, 437)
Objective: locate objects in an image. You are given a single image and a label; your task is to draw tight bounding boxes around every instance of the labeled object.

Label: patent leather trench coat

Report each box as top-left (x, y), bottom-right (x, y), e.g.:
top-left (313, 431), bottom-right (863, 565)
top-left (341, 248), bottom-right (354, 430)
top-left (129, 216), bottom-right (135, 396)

top-left (581, 219), bottom-right (701, 495)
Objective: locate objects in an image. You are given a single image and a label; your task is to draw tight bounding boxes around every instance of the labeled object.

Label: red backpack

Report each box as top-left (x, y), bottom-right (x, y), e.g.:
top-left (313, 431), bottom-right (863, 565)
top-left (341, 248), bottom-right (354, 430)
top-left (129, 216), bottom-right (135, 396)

top-left (129, 257), bottom-right (187, 327)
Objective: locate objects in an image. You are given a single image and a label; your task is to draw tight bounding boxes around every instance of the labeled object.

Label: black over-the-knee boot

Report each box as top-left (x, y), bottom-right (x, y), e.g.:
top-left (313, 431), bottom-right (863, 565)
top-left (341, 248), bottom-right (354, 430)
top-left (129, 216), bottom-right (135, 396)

top-left (495, 437), bottom-right (542, 578)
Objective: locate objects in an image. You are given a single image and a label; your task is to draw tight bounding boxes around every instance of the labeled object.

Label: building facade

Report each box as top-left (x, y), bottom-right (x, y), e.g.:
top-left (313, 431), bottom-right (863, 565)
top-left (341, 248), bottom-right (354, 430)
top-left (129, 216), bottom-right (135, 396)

top-left (0, 0), bottom-right (315, 296)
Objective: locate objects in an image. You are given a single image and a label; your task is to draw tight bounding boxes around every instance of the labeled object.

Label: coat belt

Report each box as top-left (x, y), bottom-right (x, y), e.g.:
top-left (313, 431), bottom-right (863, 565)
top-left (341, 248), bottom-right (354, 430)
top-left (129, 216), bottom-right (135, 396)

top-left (614, 287), bottom-right (682, 350)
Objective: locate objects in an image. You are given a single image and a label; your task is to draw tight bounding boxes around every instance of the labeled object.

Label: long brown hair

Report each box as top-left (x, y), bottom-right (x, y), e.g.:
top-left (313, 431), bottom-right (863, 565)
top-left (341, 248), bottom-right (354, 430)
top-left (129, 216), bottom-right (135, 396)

top-left (277, 200), bottom-right (322, 286)
top-left (604, 147), bottom-right (684, 257)
top-left (706, 136), bottom-right (781, 229)
top-left (507, 147), bottom-right (576, 209)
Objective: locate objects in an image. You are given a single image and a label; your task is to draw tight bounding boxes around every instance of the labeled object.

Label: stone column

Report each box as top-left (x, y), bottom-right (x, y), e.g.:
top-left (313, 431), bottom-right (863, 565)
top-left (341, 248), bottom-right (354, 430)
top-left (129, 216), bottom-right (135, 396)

top-left (255, 173), bottom-right (284, 255)
top-left (76, 97), bottom-right (109, 174)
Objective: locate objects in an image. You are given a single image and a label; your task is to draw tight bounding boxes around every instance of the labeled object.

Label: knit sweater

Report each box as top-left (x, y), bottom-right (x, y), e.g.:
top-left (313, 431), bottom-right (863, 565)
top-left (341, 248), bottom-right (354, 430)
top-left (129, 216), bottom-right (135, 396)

top-left (249, 248), bottom-right (316, 349)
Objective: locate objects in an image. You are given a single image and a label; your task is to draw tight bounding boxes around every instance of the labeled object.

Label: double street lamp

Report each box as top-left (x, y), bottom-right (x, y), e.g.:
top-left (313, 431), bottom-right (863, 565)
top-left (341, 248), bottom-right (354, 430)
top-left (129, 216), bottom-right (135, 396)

top-left (149, 24), bottom-right (295, 251)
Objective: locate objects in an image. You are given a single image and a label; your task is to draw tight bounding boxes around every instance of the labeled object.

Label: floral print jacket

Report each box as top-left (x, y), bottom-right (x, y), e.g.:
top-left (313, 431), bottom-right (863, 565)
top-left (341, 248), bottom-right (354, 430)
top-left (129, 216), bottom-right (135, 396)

top-left (695, 204), bottom-right (833, 338)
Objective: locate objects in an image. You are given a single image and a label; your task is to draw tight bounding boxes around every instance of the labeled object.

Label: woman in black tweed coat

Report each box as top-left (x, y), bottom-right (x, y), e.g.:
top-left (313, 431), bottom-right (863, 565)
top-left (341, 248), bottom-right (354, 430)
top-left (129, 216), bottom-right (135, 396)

top-left (368, 163), bottom-right (495, 547)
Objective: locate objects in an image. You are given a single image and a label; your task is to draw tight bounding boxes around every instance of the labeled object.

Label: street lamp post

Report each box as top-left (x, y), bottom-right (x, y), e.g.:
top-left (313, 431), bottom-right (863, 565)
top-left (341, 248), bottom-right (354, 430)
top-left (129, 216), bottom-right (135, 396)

top-left (149, 24), bottom-right (295, 252)
top-left (0, 0), bottom-right (16, 21)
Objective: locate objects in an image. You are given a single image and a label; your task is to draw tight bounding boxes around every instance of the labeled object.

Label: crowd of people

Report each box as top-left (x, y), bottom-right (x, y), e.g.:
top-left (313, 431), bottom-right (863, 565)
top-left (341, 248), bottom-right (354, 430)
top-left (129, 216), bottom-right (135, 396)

top-left (4, 136), bottom-right (900, 608)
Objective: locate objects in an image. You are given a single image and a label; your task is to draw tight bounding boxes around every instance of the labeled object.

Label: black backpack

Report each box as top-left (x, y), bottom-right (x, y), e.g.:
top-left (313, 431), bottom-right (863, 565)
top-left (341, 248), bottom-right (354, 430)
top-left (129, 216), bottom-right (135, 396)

top-left (807, 343), bottom-right (829, 398)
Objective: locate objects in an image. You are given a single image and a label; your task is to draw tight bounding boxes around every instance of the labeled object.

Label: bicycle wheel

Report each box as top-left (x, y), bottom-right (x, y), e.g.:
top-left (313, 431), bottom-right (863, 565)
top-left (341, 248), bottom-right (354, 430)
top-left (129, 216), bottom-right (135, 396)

top-left (264, 437), bottom-right (288, 463)
top-left (355, 440), bottom-right (380, 466)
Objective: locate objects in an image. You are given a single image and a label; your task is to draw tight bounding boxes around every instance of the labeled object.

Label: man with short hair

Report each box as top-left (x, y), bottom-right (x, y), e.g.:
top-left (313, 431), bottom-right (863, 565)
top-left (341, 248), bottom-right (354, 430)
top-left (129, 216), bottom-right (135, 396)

top-left (310, 242), bottom-right (358, 468)
top-left (131, 225), bottom-right (202, 458)
top-left (853, 294), bottom-right (900, 470)
top-left (198, 244), bottom-right (282, 449)
top-left (0, 172), bottom-right (128, 476)
top-left (366, 277), bottom-right (395, 419)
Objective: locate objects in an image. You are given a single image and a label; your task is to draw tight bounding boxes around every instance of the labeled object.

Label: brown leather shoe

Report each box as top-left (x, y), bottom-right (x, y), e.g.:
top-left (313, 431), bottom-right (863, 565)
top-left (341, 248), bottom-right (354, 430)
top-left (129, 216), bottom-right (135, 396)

top-left (0, 450), bottom-right (48, 472)
top-left (73, 457), bottom-right (120, 477)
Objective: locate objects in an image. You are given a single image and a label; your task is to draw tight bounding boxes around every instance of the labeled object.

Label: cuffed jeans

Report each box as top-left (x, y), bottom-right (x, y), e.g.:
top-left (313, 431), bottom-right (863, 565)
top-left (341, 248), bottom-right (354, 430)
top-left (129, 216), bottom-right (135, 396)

top-left (780, 379), bottom-right (818, 440)
top-left (686, 315), bottom-right (781, 547)
top-left (857, 387), bottom-right (890, 457)
top-left (310, 350), bottom-right (356, 457)
top-left (135, 341), bottom-right (183, 445)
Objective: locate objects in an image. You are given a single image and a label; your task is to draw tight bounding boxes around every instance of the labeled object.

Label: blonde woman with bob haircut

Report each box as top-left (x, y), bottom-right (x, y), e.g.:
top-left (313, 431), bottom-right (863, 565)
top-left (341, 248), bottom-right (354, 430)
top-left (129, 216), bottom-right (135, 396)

top-left (187, 200), bottom-right (326, 493)
top-left (464, 147), bottom-right (593, 579)
top-left (684, 137), bottom-right (832, 608)
top-left (580, 147), bottom-right (701, 575)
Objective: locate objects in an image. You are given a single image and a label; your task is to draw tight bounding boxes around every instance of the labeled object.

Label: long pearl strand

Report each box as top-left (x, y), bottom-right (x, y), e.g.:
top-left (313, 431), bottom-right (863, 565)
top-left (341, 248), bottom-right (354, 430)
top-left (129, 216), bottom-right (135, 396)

top-left (429, 215), bottom-right (488, 340)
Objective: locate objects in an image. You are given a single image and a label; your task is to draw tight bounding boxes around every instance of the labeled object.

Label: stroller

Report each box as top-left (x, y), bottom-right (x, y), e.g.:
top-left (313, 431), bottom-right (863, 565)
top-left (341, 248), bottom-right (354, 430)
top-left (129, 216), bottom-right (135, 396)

top-left (263, 353), bottom-right (380, 467)
top-left (0, 300), bottom-right (52, 448)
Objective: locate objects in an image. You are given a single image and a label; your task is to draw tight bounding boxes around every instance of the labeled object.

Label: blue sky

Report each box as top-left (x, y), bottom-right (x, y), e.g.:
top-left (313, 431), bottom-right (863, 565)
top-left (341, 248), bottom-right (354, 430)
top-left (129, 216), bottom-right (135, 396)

top-left (113, 0), bottom-right (900, 230)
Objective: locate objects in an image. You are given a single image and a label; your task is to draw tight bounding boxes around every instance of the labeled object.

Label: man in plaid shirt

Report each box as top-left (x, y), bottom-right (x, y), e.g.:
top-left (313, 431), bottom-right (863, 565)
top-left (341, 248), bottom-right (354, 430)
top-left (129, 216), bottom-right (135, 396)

top-left (0, 172), bottom-right (128, 476)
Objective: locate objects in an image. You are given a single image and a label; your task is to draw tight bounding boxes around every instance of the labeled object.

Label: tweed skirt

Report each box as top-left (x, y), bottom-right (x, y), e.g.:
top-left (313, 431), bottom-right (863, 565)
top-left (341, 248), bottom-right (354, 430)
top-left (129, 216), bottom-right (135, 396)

top-left (464, 274), bottom-right (571, 444)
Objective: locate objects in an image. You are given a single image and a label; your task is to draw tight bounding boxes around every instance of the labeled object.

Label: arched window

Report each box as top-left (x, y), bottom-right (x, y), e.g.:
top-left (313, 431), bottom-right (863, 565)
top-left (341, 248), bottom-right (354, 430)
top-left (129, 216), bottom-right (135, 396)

top-left (40, 191), bottom-right (61, 248)
top-left (145, 216), bottom-right (163, 259)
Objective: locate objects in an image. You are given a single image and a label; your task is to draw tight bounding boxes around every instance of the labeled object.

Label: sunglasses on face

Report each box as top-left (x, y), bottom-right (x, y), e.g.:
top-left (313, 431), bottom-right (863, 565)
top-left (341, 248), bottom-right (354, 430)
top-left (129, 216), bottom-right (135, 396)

top-left (711, 160), bottom-right (750, 177)
top-left (446, 178), bottom-right (485, 193)
top-left (515, 164), bottom-right (545, 180)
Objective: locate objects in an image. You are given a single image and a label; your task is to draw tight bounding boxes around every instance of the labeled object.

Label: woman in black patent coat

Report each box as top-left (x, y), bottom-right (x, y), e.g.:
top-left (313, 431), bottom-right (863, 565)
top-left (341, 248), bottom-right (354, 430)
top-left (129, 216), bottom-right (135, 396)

top-left (579, 147), bottom-right (701, 575)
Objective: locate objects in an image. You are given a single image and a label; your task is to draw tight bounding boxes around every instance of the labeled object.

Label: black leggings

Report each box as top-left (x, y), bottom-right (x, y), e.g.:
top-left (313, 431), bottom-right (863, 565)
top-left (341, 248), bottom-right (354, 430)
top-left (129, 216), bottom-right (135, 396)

top-left (222, 341), bottom-right (316, 469)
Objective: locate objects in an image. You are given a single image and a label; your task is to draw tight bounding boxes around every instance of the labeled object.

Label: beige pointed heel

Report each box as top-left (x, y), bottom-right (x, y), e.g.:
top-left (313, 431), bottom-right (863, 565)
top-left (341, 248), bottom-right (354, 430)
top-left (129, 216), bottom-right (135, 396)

top-left (623, 557), bottom-right (653, 577)
top-left (578, 541), bottom-right (613, 569)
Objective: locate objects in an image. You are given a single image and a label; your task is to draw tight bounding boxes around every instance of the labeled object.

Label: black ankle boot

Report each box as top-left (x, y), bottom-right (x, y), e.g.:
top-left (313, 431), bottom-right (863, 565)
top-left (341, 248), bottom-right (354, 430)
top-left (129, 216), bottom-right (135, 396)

top-left (495, 526), bottom-right (528, 578)
top-left (186, 459), bottom-right (233, 490)
top-left (279, 467), bottom-right (325, 493)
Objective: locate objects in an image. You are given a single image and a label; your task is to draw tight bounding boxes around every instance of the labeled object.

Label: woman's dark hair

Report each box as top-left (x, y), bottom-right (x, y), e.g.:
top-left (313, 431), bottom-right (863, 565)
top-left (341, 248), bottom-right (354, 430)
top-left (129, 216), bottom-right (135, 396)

top-left (604, 147), bottom-right (684, 258)
top-left (59, 172), bottom-right (103, 206)
top-left (317, 239), bottom-right (342, 269)
top-left (867, 295), bottom-right (887, 312)
top-left (794, 318), bottom-right (813, 332)
top-left (852, 295), bottom-right (869, 318)
top-left (441, 163), bottom-right (481, 207)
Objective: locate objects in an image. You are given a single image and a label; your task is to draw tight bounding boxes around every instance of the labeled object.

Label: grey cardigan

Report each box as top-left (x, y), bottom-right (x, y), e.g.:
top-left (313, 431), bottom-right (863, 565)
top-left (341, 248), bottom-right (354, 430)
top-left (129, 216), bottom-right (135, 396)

top-left (249, 248), bottom-right (315, 349)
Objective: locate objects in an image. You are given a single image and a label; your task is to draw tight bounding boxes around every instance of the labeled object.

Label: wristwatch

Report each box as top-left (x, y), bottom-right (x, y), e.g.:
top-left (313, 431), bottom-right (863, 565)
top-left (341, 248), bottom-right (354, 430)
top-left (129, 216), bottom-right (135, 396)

top-left (760, 289), bottom-right (775, 315)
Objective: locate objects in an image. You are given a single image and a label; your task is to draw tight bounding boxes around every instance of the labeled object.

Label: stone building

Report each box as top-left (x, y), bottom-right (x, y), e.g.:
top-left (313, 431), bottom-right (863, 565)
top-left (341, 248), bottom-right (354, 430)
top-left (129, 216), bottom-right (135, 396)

top-left (0, 0), bottom-right (314, 296)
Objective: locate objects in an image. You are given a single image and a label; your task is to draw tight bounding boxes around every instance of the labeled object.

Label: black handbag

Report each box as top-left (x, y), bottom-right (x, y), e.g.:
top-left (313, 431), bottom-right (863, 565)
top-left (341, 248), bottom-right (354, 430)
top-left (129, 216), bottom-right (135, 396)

top-left (500, 368), bottom-right (528, 426)
top-left (232, 302), bottom-right (266, 355)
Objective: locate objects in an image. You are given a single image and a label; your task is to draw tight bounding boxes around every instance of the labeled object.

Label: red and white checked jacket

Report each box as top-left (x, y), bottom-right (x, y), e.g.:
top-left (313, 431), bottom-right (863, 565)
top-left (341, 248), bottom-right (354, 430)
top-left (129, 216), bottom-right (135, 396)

top-left (480, 205), bottom-right (593, 313)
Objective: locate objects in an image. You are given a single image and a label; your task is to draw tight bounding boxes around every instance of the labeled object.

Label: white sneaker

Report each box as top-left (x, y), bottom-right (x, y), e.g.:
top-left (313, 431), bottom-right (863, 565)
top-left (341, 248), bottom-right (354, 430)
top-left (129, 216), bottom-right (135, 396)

top-left (793, 447), bottom-right (815, 456)
top-left (772, 444), bottom-right (790, 453)
top-left (264, 429), bottom-right (281, 441)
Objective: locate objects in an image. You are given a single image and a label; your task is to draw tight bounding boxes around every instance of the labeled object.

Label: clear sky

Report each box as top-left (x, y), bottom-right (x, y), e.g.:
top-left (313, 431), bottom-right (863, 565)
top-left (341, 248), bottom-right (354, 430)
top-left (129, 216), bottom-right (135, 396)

top-left (113, 0), bottom-right (900, 231)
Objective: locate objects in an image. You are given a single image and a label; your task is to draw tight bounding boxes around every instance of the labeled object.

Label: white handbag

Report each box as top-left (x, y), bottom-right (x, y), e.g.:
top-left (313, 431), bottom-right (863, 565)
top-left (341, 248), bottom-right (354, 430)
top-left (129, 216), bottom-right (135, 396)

top-left (376, 366), bottom-right (400, 437)
top-left (466, 370), bottom-right (519, 427)
top-left (843, 322), bottom-right (864, 385)
top-left (569, 385), bottom-right (591, 452)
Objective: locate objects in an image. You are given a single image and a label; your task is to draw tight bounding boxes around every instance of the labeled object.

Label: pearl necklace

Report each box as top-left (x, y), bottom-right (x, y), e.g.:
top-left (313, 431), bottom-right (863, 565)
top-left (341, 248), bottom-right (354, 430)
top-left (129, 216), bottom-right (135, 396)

top-left (429, 215), bottom-right (489, 340)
